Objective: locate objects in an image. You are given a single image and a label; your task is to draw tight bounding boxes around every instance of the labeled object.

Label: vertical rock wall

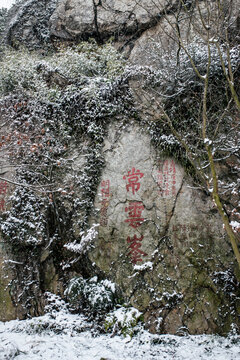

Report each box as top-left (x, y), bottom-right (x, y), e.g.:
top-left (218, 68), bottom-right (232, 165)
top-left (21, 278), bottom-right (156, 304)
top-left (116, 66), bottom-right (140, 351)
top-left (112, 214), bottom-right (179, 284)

top-left (89, 124), bottom-right (239, 334)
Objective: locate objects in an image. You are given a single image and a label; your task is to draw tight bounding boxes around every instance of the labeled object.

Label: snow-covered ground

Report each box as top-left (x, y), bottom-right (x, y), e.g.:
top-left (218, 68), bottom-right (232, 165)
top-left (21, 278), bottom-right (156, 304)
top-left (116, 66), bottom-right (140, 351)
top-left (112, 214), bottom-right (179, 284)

top-left (0, 309), bottom-right (240, 360)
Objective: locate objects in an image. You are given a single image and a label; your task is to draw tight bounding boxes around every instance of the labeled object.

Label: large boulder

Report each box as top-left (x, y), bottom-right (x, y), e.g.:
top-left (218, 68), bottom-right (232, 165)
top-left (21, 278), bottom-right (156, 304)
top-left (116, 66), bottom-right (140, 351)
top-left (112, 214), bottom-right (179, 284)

top-left (49, 0), bottom-right (169, 42)
top-left (4, 0), bottom-right (239, 58)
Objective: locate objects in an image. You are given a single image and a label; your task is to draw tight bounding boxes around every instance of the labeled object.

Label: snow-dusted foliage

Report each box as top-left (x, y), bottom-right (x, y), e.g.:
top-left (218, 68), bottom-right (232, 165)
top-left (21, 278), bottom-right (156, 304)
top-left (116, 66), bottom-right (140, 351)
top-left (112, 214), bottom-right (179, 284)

top-left (0, 41), bottom-right (131, 235)
top-left (5, 0), bottom-right (58, 49)
top-left (145, 40), bottom-right (239, 96)
top-left (105, 306), bottom-right (143, 337)
top-left (0, 42), bottom-right (126, 99)
top-left (65, 276), bottom-right (117, 313)
top-left (0, 7), bottom-right (8, 42)
top-left (1, 187), bottom-right (46, 245)
top-left (0, 41), bottom-right (132, 319)
top-left (64, 223), bottom-right (99, 254)
top-left (127, 38), bottom-right (240, 221)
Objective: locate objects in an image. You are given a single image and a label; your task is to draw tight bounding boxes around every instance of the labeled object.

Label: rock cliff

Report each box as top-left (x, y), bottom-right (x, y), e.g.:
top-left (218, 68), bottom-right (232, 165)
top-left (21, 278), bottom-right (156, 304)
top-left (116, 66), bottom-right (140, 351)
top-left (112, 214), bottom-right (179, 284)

top-left (0, 0), bottom-right (239, 335)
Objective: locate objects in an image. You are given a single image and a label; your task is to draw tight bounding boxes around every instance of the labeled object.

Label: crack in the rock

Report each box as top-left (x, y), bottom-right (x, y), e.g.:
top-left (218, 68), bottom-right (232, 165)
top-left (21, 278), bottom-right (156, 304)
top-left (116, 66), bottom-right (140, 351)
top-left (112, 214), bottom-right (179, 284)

top-left (92, 0), bottom-right (102, 43)
top-left (164, 176), bottom-right (184, 236)
top-left (118, 0), bottom-right (181, 52)
top-left (150, 160), bottom-right (184, 233)
top-left (90, 0), bottom-right (184, 50)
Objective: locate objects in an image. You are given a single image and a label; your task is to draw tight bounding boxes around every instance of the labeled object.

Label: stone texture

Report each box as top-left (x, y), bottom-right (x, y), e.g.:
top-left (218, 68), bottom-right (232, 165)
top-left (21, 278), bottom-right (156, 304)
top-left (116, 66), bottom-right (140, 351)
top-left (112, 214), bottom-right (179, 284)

top-left (0, 118), bottom-right (239, 333)
top-left (50, 0), bottom-right (169, 41)
top-left (5, 0), bottom-right (239, 59)
top-left (1, 0), bottom-right (239, 335)
top-left (50, 0), bottom-right (95, 39)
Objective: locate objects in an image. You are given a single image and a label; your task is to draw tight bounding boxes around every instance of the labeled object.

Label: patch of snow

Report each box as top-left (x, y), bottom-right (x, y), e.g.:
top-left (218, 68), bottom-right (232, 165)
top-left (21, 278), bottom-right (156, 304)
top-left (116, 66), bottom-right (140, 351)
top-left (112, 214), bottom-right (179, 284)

top-left (0, 309), bottom-right (239, 359)
top-left (230, 221), bottom-right (240, 230)
top-left (109, 307), bottom-right (142, 325)
top-left (64, 224), bottom-right (99, 254)
top-left (134, 261), bottom-right (153, 271)
top-left (204, 138), bottom-right (212, 145)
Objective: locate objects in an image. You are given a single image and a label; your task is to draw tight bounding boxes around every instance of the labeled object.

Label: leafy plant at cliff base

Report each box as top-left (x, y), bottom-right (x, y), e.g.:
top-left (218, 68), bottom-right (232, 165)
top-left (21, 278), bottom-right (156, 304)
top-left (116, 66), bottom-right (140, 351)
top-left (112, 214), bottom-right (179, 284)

top-left (130, 0), bottom-right (240, 267)
top-left (104, 306), bottom-right (143, 338)
top-left (65, 276), bottom-right (117, 315)
top-left (0, 41), bottom-right (133, 315)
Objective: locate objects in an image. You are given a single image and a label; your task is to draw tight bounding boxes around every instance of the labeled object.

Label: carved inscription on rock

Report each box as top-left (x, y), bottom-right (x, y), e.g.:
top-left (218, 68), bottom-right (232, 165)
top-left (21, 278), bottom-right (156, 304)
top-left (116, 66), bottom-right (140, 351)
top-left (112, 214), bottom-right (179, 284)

top-left (158, 159), bottom-right (177, 198)
top-left (123, 167), bottom-right (147, 263)
top-left (100, 180), bottom-right (110, 227)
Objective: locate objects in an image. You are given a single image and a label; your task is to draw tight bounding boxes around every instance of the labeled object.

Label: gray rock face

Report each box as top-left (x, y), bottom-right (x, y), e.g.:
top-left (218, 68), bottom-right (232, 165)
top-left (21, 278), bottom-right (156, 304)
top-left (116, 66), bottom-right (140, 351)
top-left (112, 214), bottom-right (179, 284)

top-left (5, 0), bottom-right (239, 61)
top-left (91, 124), bottom-right (185, 268)
top-left (89, 123), bottom-right (238, 334)
top-left (0, 242), bottom-right (17, 321)
top-left (50, 0), bottom-right (169, 41)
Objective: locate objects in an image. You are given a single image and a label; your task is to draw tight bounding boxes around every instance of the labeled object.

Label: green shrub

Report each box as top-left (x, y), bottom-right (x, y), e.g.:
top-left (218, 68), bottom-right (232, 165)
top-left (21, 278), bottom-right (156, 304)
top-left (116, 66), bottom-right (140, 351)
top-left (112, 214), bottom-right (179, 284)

top-left (65, 276), bottom-right (117, 313)
top-left (104, 306), bottom-right (143, 337)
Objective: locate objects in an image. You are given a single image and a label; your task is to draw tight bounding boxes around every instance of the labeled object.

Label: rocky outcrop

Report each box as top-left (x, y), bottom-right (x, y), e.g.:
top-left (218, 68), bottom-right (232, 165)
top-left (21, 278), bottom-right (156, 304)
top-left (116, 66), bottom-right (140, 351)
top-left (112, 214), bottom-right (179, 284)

top-left (0, 117), bottom-right (239, 333)
top-left (0, 243), bottom-right (17, 321)
top-left (1, 0), bottom-right (239, 336)
top-left (4, 0), bottom-right (240, 58)
top-left (49, 0), bottom-right (171, 42)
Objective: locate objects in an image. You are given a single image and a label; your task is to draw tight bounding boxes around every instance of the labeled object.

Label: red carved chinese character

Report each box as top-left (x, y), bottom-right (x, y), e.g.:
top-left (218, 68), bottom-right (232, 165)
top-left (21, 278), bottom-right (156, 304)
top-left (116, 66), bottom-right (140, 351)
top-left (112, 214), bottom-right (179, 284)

top-left (0, 198), bottom-right (5, 211)
top-left (169, 160), bottom-right (175, 172)
top-left (100, 199), bottom-right (108, 216)
top-left (181, 224), bottom-right (187, 232)
top-left (101, 180), bottom-right (110, 197)
top-left (0, 181), bottom-right (8, 195)
top-left (163, 160), bottom-right (169, 174)
top-left (125, 202), bottom-right (144, 228)
top-left (100, 217), bottom-right (108, 226)
top-left (127, 235), bottom-right (147, 263)
top-left (123, 168), bottom-right (144, 195)
top-left (158, 171), bottom-right (163, 184)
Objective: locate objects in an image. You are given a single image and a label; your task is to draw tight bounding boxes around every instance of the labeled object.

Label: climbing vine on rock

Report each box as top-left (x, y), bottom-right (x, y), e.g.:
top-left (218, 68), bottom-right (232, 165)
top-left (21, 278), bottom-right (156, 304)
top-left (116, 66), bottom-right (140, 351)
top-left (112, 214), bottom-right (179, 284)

top-left (0, 41), bottom-right (133, 316)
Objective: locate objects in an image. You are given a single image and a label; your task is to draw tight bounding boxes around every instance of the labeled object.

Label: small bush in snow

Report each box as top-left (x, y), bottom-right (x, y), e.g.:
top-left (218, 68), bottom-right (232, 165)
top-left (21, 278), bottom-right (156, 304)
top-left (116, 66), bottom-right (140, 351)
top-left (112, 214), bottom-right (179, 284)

top-left (65, 276), bottom-right (117, 313)
top-left (104, 306), bottom-right (143, 338)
